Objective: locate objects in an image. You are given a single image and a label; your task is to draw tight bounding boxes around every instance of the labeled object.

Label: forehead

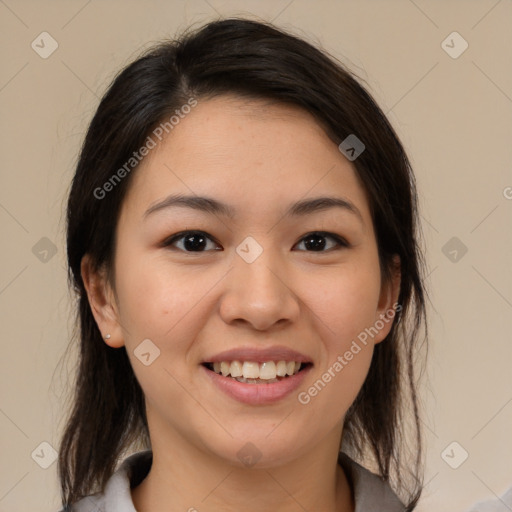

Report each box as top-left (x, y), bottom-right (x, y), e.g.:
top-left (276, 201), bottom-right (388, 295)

top-left (120, 95), bottom-right (371, 225)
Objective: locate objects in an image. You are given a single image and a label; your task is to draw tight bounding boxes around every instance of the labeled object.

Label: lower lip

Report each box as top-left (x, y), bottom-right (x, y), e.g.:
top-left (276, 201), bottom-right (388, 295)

top-left (201, 364), bottom-right (312, 405)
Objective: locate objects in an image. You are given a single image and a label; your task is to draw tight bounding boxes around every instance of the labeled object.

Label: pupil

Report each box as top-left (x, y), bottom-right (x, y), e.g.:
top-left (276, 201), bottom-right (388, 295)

top-left (184, 233), bottom-right (207, 251)
top-left (304, 234), bottom-right (326, 251)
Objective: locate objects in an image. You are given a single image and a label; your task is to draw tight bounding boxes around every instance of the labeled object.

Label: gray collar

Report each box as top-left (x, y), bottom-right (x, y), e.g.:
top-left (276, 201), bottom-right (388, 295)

top-left (338, 452), bottom-right (405, 511)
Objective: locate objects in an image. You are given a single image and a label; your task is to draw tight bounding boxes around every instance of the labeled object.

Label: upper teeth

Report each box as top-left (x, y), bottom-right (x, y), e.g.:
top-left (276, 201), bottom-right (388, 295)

top-left (212, 361), bottom-right (302, 380)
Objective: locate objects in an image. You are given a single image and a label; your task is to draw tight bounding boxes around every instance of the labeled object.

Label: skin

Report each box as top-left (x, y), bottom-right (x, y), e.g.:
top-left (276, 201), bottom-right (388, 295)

top-left (82, 95), bottom-right (400, 512)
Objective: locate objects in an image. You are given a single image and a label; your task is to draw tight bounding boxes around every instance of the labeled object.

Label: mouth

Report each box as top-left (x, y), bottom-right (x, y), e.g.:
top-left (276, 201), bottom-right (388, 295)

top-left (200, 346), bottom-right (314, 404)
top-left (201, 360), bottom-right (313, 384)
top-left (201, 359), bottom-right (312, 404)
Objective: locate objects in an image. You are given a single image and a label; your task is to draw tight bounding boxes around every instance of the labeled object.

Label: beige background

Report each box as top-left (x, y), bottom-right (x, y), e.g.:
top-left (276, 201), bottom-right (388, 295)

top-left (0, 1), bottom-right (511, 511)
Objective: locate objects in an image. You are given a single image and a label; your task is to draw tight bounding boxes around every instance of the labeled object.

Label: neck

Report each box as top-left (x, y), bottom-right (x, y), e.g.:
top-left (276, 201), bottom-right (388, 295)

top-left (131, 420), bottom-right (354, 512)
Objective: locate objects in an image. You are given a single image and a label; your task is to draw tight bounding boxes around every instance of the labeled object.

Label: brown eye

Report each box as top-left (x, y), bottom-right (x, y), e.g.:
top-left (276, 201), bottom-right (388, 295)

top-left (294, 232), bottom-right (349, 252)
top-left (163, 231), bottom-right (222, 252)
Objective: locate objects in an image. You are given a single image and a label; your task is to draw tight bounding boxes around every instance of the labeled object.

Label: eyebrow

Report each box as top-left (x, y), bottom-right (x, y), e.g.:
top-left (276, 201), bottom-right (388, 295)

top-left (144, 193), bottom-right (363, 223)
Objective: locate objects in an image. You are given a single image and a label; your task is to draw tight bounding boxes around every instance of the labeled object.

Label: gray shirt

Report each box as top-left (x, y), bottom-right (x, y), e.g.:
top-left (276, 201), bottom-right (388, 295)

top-left (62, 450), bottom-right (406, 511)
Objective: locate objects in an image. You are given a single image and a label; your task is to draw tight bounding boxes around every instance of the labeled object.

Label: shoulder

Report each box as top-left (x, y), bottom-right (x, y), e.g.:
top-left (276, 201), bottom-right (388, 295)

top-left (338, 452), bottom-right (407, 512)
top-left (58, 450), bottom-right (153, 512)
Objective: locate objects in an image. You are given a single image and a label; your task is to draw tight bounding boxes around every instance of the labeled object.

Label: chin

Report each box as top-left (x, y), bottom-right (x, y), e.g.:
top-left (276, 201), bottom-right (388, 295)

top-left (202, 431), bottom-right (306, 470)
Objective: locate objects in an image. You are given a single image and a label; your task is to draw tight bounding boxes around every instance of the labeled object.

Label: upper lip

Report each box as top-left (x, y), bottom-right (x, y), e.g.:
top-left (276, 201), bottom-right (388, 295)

top-left (202, 346), bottom-right (313, 364)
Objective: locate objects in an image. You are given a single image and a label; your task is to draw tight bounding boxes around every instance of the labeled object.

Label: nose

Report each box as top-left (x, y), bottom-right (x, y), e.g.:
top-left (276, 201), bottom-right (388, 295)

top-left (219, 247), bottom-right (300, 331)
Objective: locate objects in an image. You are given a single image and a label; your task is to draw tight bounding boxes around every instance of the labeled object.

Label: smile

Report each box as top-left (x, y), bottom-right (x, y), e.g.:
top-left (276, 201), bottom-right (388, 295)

top-left (201, 360), bottom-right (313, 405)
top-left (203, 360), bottom-right (311, 383)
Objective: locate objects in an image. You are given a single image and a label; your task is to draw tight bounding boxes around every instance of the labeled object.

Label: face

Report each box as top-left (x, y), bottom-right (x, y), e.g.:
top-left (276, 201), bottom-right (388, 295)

top-left (84, 95), bottom-right (400, 468)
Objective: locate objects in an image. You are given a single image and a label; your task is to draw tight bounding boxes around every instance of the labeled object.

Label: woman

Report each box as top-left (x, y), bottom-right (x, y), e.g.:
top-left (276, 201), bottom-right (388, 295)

top-left (58, 17), bottom-right (427, 512)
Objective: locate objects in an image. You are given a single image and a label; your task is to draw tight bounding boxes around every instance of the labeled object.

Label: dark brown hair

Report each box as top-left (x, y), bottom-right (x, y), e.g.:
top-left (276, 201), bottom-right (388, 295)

top-left (59, 17), bottom-right (428, 510)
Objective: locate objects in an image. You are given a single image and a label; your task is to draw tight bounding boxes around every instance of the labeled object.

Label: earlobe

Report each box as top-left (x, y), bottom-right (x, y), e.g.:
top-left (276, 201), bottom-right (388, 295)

top-left (374, 255), bottom-right (401, 344)
top-left (80, 254), bottom-right (125, 348)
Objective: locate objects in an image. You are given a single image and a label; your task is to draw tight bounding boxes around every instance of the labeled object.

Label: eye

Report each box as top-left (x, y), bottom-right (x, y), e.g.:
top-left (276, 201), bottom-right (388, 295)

top-left (162, 230), bottom-right (222, 252)
top-left (162, 230), bottom-right (348, 254)
top-left (294, 231), bottom-right (349, 252)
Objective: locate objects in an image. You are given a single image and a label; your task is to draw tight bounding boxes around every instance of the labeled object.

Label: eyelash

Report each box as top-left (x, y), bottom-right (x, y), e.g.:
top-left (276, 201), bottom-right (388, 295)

top-left (162, 230), bottom-right (349, 253)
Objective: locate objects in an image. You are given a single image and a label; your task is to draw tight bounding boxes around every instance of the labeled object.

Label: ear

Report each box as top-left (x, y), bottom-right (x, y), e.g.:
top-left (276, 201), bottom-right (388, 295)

top-left (373, 254), bottom-right (401, 344)
top-left (80, 254), bottom-right (125, 348)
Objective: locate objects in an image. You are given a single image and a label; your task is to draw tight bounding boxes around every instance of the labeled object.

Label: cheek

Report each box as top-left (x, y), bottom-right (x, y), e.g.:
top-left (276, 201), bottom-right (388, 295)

top-left (113, 253), bottom-right (210, 404)
top-left (304, 258), bottom-right (382, 344)
top-left (113, 250), bottom-right (206, 344)
top-left (295, 257), bottom-right (381, 408)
